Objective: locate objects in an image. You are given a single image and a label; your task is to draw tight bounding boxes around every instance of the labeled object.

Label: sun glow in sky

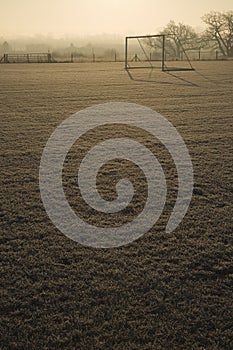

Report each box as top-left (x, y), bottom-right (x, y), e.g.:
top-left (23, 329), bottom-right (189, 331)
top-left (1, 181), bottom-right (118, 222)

top-left (1, 0), bottom-right (232, 37)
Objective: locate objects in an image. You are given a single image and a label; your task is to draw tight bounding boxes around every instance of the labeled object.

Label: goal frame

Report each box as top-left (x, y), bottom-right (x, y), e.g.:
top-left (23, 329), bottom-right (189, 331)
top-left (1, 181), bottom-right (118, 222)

top-left (125, 34), bottom-right (195, 72)
top-left (0, 52), bottom-right (53, 64)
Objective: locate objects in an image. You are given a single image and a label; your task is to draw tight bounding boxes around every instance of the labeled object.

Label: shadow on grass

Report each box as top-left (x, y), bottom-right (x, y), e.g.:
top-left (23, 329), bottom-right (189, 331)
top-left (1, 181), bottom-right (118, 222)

top-left (126, 68), bottom-right (199, 87)
top-left (193, 69), bottom-right (223, 85)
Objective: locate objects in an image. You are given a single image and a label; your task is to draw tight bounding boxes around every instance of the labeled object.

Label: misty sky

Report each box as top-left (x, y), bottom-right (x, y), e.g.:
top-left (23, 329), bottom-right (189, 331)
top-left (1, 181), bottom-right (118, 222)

top-left (1, 0), bottom-right (232, 37)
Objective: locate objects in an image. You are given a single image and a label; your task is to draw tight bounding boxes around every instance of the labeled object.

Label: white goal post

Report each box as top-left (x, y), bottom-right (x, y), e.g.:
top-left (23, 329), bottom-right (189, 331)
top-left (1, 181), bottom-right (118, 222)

top-left (125, 34), bottom-right (195, 72)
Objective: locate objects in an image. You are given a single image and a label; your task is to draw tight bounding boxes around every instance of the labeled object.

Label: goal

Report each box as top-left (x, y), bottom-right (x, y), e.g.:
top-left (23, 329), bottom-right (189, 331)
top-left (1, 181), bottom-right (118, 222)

top-left (0, 52), bottom-right (53, 64)
top-left (125, 34), bottom-right (194, 72)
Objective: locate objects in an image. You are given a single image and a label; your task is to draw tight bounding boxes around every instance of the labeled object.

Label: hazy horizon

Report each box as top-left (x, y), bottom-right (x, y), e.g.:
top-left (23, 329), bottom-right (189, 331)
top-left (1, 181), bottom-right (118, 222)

top-left (1, 0), bottom-right (232, 38)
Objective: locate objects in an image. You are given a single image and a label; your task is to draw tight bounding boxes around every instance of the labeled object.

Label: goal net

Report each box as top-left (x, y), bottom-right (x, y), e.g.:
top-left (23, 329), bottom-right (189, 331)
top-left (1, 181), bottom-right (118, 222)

top-left (125, 34), bottom-right (194, 71)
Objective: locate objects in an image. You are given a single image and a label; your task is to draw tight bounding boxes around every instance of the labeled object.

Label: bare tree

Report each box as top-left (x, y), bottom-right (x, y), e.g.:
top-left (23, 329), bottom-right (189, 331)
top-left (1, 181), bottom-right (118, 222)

top-left (202, 11), bottom-right (233, 57)
top-left (164, 21), bottom-right (199, 55)
top-left (145, 21), bottom-right (199, 59)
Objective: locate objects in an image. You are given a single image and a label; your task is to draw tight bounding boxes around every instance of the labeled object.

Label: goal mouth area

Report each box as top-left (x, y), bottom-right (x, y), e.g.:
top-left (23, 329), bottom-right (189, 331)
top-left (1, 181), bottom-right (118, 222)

top-left (163, 67), bottom-right (195, 72)
top-left (125, 65), bottom-right (195, 71)
top-left (125, 65), bottom-right (162, 70)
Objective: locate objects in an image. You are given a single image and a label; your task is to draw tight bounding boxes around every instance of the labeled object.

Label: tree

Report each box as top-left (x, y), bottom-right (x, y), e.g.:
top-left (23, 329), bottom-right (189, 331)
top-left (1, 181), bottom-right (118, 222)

top-left (202, 11), bottom-right (233, 57)
top-left (2, 41), bottom-right (12, 53)
top-left (145, 21), bottom-right (199, 59)
top-left (164, 21), bottom-right (199, 57)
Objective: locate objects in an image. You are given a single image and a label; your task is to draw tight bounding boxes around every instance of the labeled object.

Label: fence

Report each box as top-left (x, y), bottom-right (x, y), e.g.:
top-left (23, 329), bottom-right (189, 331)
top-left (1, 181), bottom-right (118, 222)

top-left (0, 50), bottom-right (230, 64)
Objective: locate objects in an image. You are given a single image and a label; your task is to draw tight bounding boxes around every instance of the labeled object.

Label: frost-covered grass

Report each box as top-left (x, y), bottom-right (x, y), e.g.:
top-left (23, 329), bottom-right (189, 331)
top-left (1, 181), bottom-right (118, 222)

top-left (1, 62), bottom-right (233, 349)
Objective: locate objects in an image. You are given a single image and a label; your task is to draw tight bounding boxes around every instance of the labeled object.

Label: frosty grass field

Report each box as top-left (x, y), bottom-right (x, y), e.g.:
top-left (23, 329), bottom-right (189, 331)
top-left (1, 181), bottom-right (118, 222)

top-left (1, 61), bottom-right (233, 349)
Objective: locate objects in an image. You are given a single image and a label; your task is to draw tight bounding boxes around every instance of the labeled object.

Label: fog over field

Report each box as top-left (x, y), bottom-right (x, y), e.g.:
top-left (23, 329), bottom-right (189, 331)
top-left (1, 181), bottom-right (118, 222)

top-left (1, 1), bottom-right (232, 60)
top-left (1, 0), bottom-right (232, 36)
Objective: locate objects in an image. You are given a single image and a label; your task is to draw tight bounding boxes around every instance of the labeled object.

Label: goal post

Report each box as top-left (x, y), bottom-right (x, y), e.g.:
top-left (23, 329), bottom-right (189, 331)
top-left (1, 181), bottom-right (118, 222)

top-left (125, 34), bottom-right (195, 72)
